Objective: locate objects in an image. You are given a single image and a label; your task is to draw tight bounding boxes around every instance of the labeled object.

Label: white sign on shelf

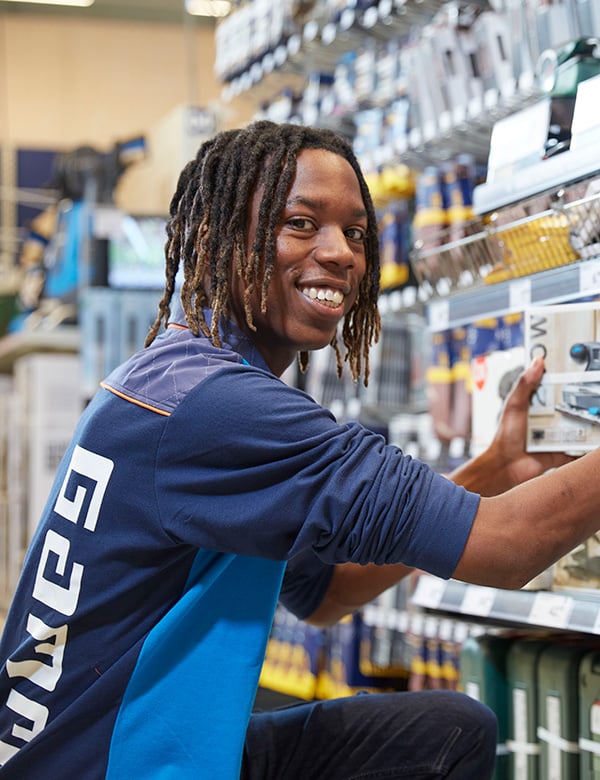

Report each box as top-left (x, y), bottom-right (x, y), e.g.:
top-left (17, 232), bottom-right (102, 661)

top-left (460, 585), bottom-right (496, 617)
top-left (580, 259), bottom-right (600, 292)
top-left (509, 277), bottom-right (532, 309)
top-left (413, 575), bottom-right (446, 609)
top-left (428, 299), bottom-right (450, 331)
top-left (529, 592), bottom-right (573, 628)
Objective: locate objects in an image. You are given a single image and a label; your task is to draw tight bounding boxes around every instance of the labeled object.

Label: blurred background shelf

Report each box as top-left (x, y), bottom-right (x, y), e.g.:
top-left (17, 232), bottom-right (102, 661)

top-left (0, 326), bottom-right (80, 374)
top-left (412, 574), bottom-right (600, 635)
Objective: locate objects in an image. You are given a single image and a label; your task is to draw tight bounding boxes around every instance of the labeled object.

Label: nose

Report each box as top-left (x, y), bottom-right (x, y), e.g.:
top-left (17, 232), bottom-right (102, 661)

top-left (314, 226), bottom-right (356, 268)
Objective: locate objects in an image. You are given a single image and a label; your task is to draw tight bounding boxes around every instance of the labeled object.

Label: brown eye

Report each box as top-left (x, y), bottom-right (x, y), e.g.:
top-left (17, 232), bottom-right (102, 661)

top-left (345, 227), bottom-right (366, 241)
top-left (287, 217), bottom-right (315, 231)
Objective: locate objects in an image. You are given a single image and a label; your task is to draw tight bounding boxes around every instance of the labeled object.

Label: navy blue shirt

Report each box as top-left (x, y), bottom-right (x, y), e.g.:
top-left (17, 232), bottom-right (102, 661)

top-left (0, 312), bottom-right (479, 778)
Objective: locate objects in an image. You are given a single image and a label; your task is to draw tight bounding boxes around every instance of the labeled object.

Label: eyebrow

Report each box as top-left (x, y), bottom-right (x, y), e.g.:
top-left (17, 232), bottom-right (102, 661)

top-left (286, 195), bottom-right (367, 220)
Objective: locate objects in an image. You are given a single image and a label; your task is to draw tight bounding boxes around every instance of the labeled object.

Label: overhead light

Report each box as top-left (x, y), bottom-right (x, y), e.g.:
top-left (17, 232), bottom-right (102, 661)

top-left (0, 0), bottom-right (95, 6)
top-left (185, 0), bottom-right (231, 18)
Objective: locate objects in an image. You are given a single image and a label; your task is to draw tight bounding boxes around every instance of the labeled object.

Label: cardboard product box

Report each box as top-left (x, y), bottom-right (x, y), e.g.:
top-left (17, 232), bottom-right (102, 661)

top-left (429, 22), bottom-right (471, 116)
top-left (471, 346), bottom-right (526, 456)
top-left (399, 40), bottom-right (444, 142)
top-left (471, 10), bottom-right (515, 99)
top-left (524, 301), bottom-right (600, 453)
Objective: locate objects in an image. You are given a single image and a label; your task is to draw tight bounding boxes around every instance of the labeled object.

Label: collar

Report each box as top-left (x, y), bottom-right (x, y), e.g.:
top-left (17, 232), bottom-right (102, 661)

top-left (168, 296), bottom-right (272, 375)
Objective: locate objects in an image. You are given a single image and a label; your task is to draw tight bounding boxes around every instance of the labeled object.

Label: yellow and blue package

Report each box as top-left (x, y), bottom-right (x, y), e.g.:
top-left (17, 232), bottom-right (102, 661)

top-left (411, 167), bottom-right (448, 286)
top-left (448, 325), bottom-right (473, 445)
top-left (378, 200), bottom-right (416, 292)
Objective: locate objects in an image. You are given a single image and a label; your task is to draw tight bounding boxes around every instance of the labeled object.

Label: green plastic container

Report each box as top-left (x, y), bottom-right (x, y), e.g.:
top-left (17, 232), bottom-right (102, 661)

top-left (578, 649), bottom-right (600, 780)
top-left (460, 634), bottom-right (514, 780)
top-left (537, 642), bottom-right (590, 780)
top-left (506, 639), bottom-right (550, 780)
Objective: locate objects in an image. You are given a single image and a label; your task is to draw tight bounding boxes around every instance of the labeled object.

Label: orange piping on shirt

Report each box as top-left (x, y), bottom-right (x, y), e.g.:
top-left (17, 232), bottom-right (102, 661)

top-left (100, 382), bottom-right (171, 416)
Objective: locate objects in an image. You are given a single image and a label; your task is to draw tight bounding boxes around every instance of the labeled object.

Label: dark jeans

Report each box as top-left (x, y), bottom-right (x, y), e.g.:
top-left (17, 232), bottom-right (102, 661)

top-left (241, 689), bottom-right (497, 779)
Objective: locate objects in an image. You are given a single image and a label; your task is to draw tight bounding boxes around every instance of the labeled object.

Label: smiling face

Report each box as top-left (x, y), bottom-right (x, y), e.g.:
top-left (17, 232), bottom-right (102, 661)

top-left (231, 148), bottom-right (369, 376)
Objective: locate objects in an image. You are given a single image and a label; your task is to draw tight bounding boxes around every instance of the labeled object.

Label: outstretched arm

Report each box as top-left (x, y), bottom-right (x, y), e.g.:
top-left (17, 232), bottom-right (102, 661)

top-left (306, 357), bottom-right (579, 626)
top-left (305, 561), bottom-right (415, 628)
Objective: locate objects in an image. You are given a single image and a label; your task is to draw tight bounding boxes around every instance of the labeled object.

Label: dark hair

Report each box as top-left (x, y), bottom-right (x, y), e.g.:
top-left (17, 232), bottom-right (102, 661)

top-left (145, 120), bottom-right (381, 383)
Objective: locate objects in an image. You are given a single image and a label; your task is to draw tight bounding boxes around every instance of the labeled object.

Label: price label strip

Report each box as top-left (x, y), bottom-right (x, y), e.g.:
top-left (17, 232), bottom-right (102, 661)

top-left (529, 592), bottom-right (574, 629)
top-left (460, 585), bottom-right (496, 617)
top-left (413, 576), bottom-right (446, 609)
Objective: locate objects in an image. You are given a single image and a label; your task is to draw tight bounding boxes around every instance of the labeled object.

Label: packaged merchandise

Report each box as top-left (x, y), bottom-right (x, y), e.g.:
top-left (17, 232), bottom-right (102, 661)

top-left (524, 301), bottom-right (600, 453)
top-left (552, 534), bottom-right (600, 593)
top-left (259, 605), bottom-right (323, 700)
top-left (471, 345), bottom-right (525, 456)
top-left (377, 200), bottom-right (414, 292)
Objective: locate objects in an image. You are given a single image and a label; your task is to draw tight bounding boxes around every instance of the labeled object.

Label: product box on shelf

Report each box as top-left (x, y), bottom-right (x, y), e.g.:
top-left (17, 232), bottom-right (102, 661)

top-left (524, 300), bottom-right (600, 453)
top-left (259, 605), bottom-right (323, 701)
top-left (471, 346), bottom-right (525, 456)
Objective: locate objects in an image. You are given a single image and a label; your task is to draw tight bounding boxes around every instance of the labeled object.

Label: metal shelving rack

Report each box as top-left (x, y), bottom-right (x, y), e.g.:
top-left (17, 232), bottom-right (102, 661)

top-left (411, 154), bottom-right (600, 331)
top-left (412, 574), bottom-right (600, 635)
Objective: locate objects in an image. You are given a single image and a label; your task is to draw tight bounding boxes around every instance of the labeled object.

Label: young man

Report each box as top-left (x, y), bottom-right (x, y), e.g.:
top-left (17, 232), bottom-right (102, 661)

top-left (0, 121), bottom-right (592, 778)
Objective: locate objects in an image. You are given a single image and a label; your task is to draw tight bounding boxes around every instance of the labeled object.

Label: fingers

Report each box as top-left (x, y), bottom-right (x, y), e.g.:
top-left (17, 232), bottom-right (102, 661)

top-left (504, 357), bottom-right (544, 410)
top-left (522, 355), bottom-right (545, 385)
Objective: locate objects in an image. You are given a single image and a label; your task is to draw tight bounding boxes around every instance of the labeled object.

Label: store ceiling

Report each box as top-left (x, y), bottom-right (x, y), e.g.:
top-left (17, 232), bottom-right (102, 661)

top-left (0, 0), bottom-right (215, 26)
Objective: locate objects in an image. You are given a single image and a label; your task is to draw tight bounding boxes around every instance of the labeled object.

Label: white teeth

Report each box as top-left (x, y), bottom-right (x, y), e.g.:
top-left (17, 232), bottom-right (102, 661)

top-left (301, 287), bottom-right (344, 307)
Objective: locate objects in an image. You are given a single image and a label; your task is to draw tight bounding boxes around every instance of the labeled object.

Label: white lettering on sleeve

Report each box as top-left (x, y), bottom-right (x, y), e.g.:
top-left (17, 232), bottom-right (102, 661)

top-left (0, 689), bottom-right (49, 766)
top-left (6, 614), bottom-right (68, 692)
top-left (32, 530), bottom-right (83, 617)
top-left (54, 445), bottom-right (114, 532)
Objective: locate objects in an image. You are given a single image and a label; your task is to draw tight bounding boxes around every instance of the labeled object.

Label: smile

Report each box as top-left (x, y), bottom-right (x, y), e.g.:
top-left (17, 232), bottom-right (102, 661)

top-left (300, 287), bottom-right (344, 308)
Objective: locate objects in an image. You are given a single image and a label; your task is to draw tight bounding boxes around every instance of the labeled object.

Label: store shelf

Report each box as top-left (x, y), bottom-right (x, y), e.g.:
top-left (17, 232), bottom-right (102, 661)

top-left (424, 256), bottom-right (600, 332)
top-left (219, 4), bottom-right (542, 171)
top-left (0, 326), bottom-right (80, 374)
top-left (474, 141), bottom-right (600, 215)
top-left (412, 574), bottom-right (600, 635)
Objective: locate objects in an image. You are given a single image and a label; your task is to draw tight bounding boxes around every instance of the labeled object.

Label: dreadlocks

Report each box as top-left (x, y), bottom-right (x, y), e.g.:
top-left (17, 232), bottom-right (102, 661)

top-left (145, 120), bottom-right (381, 384)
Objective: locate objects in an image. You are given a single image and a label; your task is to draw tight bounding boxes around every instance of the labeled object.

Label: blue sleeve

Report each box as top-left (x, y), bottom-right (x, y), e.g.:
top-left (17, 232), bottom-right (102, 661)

top-left (156, 365), bottom-right (480, 580)
top-left (279, 551), bottom-right (334, 619)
